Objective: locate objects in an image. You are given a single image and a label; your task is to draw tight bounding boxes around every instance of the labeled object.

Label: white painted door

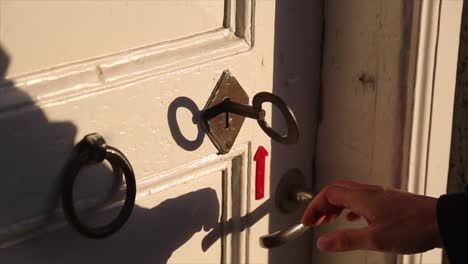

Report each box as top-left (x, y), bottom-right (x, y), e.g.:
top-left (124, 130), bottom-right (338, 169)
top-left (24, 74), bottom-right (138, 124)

top-left (0, 1), bottom-right (322, 263)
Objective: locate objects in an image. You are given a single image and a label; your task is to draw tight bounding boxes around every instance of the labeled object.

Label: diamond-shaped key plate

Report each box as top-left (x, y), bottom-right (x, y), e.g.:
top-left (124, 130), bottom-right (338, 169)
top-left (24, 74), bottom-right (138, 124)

top-left (202, 70), bottom-right (249, 154)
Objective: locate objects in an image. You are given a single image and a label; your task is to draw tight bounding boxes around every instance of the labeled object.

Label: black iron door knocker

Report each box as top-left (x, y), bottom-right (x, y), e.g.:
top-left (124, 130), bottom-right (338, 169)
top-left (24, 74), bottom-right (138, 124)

top-left (61, 133), bottom-right (136, 238)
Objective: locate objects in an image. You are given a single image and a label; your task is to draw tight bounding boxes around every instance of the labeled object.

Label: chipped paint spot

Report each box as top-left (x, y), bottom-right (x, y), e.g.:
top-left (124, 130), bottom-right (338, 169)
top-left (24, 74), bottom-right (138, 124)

top-left (358, 73), bottom-right (376, 93)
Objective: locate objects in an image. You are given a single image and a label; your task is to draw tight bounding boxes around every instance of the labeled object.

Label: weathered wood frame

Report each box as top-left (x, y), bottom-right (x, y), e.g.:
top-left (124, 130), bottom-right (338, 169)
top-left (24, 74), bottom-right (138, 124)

top-left (403, 0), bottom-right (462, 263)
top-left (317, 1), bottom-right (462, 263)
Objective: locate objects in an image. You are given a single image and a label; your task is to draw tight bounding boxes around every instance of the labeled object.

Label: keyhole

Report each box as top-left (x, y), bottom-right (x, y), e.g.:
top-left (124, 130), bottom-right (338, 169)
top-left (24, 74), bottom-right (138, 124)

top-left (224, 97), bottom-right (231, 129)
top-left (225, 112), bottom-right (230, 129)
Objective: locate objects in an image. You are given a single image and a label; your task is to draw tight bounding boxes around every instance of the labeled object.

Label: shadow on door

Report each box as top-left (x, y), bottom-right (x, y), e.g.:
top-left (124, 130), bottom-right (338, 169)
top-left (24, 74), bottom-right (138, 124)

top-left (0, 45), bottom-right (221, 264)
top-left (269, 0), bottom-right (323, 263)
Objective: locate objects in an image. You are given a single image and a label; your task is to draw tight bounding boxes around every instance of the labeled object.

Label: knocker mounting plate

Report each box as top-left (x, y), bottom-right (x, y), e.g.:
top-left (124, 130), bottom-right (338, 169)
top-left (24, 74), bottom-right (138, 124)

top-left (202, 70), bottom-right (248, 154)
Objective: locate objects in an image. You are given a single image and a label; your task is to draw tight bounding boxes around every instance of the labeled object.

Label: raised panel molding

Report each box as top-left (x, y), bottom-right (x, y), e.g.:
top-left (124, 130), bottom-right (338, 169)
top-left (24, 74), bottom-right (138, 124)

top-left (0, 0), bottom-right (254, 118)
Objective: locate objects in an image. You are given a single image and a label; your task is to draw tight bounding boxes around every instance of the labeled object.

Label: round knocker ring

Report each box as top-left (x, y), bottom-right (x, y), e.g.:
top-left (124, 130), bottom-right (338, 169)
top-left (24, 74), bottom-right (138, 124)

top-left (61, 133), bottom-right (136, 239)
top-left (253, 92), bottom-right (299, 144)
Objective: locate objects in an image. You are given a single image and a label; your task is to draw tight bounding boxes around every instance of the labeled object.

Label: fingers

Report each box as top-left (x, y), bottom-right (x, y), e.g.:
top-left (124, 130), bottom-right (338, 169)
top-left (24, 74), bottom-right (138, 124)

top-left (302, 184), bottom-right (371, 226)
top-left (334, 180), bottom-right (383, 190)
top-left (333, 180), bottom-right (365, 188)
top-left (301, 185), bottom-right (345, 226)
top-left (317, 227), bottom-right (374, 252)
top-left (324, 213), bottom-right (339, 223)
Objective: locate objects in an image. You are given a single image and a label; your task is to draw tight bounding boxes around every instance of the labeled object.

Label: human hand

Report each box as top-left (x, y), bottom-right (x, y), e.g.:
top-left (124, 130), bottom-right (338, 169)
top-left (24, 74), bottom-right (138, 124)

top-left (301, 180), bottom-right (441, 254)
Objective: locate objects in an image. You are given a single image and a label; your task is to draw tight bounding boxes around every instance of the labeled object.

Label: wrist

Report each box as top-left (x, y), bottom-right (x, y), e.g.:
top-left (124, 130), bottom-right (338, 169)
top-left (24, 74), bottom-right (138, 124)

top-left (428, 197), bottom-right (443, 249)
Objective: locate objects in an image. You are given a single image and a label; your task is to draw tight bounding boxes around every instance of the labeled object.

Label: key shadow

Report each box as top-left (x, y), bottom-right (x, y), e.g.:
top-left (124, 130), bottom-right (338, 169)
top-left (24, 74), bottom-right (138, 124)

top-left (167, 96), bottom-right (205, 151)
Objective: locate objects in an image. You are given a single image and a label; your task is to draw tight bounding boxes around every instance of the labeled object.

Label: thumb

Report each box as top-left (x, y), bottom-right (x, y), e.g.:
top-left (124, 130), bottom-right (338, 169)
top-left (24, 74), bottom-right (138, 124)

top-left (317, 227), bottom-right (374, 252)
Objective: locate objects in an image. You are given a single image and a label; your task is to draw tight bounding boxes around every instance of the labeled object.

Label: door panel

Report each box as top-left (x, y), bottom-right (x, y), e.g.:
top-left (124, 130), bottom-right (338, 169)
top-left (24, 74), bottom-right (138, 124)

top-left (1, 148), bottom-right (249, 263)
top-left (1, 0), bottom-right (224, 77)
top-left (0, 61), bottom-right (256, 257)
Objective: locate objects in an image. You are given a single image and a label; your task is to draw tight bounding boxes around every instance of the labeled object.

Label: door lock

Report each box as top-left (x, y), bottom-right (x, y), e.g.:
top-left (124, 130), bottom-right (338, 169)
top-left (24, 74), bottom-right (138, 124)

top-left (201, 70), bottom-right (299, 154)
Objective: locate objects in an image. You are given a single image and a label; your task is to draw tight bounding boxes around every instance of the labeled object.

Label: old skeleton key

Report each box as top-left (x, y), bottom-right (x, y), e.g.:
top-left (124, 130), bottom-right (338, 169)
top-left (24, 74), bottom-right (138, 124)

top-left (202, 70), bottom-right (299, 154)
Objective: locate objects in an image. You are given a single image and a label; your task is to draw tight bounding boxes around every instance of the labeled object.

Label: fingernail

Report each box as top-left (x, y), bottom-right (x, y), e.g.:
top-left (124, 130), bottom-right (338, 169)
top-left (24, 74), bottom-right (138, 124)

top-left (317, 237), bottom-right (332, 251)
top-left (312, 215), bottom-right (327, 226)
top-left (324, 214), bottom-right (338, 223)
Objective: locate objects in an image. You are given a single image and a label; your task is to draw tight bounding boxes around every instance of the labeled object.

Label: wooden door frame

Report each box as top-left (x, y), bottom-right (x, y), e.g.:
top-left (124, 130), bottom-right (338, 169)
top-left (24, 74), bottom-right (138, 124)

top-left (401, 0), bottom-right (462, 263)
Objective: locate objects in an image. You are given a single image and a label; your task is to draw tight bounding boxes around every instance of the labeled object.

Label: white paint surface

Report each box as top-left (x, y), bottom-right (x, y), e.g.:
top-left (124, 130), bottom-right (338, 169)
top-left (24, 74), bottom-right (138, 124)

top-left (0, 0), bottom-right (323, 263)
top-left (0, 0), bottom-right (224, 77)
top-left (4, 0), bottom-right (454, 263)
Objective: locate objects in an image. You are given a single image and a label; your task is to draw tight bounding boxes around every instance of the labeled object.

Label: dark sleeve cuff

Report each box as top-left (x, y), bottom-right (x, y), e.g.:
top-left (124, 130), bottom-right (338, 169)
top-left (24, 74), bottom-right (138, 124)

top-left (437, 192), bottom-right (468, 264)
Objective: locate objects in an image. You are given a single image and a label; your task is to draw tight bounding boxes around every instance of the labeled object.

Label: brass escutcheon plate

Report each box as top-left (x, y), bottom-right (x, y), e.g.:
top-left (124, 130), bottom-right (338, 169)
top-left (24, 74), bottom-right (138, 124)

top-left (202, 70), bottom-right (249, 154)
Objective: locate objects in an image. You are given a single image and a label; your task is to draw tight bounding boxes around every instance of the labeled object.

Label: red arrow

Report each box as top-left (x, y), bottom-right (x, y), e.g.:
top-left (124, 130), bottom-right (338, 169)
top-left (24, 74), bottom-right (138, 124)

top-left (254, 146), bottom-right (269, 200)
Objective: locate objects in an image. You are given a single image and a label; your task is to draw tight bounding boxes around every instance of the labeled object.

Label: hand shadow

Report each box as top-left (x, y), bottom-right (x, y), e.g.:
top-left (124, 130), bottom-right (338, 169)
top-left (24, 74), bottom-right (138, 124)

top-left (1, 188), bottom-right (220, 264)
top-left (102, 188), bottom-right (220, 263)
top-left (202, 198), bottom-right (272, 251)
